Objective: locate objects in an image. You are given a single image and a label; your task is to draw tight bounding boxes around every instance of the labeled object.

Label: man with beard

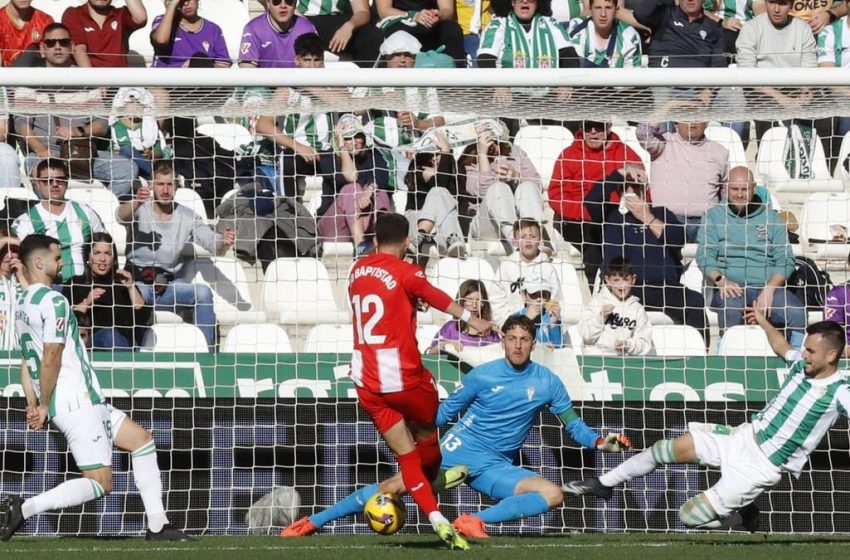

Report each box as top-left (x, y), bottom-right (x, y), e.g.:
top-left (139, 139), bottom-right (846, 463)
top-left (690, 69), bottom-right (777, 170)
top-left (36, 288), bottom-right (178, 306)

top-left (61, 0), bottom-right (146, 67)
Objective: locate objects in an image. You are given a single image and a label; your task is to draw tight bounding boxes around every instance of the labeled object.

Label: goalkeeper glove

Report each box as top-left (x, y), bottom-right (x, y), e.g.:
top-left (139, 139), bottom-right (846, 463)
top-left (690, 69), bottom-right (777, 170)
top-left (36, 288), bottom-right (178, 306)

top-left (595, 433), bottom-right (632, 452)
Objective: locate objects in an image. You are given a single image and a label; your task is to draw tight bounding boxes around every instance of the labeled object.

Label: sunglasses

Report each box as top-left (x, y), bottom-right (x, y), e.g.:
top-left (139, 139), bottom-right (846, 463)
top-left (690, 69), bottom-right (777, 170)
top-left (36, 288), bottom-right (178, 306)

top-left (271, 0), bottom-right (297, 6)
top-left (583, 121), bottom-right (606, 132)
top-left (43, 38), bottom-right (72, 48)
top-left (526, 291), bottom-right (551, 300)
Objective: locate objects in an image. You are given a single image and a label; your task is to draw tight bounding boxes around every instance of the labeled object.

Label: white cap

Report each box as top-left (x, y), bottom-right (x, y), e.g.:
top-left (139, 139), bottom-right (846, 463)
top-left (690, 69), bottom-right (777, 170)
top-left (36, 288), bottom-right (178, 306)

top-left (379, 31), bottom-right (422, 56)
top-left (337, 113), bottom-right (366, 138)
top-left (523, 276), bottom-right (553, 294)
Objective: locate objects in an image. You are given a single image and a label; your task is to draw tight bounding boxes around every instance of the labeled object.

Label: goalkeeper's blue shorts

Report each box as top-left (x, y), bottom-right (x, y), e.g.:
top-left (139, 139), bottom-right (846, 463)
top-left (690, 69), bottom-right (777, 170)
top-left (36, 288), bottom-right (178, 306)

top-left (441, 443), bottom-right (534, 500)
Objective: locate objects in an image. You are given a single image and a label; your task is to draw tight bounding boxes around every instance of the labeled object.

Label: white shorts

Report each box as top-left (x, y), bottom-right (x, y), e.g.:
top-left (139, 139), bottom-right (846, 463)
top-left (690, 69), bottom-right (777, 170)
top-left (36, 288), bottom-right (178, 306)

top-left (689, 422), bottom-right (782, 517)
top-left (52, 404), bottom-right (128, 471)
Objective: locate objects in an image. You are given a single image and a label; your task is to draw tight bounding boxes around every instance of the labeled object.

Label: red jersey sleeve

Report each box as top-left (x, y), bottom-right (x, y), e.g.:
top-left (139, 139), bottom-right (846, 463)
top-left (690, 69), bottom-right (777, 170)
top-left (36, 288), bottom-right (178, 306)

top-left (121, 6), bottom-right (145, 33)
top-left (403, 266), bottom-right (453, 312)
top-left (61, 8), bottom-right (86, 46)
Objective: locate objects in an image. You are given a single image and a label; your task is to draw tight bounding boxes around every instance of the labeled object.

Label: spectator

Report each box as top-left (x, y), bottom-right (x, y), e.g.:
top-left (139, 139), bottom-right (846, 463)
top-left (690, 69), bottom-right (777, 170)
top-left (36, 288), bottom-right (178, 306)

top-left (0, 236), bottom-right (21, 350)
top-left (493, 218), bottom-right (561, 322)
top-left (580, 257), bottom-right (652, 355)
top-left (109, 87), bottom-right (172, 180)
top-left (637, 120), bottom-right (728, 242)
top-left (375, 0), bottom-right (465, 67)
top-left (790, 0), bottom-right (846, 36)
top-left (0, 87), bottom-right (21, 190)
top-left (404, 131), bottom-right (467, 262)
top-left (0, 0), bottom-right (54, 67)
top-left (825, 250), bottom-right (850, 354)
top-left (510, 274), bottom-right (564, 348)
top-left (456, 0), bottom-right (490, 65)
top-left (548, 120), bottom-right (644, 284)
top-left (12, 159), bottom-right (106, 284)
top-left (703, 0), bottom-right (763, 55)
top-left (426, 279), bottom-right (501, 354)
top-left (64, 232), bottom-right (151, 350)
top-left (13, 24), bottom-right (138, 197)
top-left (238, 0), bottom-right (317, 68)
top-left (565, 0), bottom-right (643, 68)
top-left (590, 170), bottom-right (709, 343)
top-left (317, 115), bottom-right (392, 256)
top-left (635, 0), bottom-right (725, 68)
top-left (117, 161), bottom-right (236, 351)
top-left (697, 166), bottom-right (805, 348)
top-left (62, 0), bottom-right (147, 67)
top-left (297, 0), bottom-right (381, 66)
top-left (817, 13), bottom-right (850, 163)
top-left (460, 119), bottom-right (550, 256)
top-left (151, 0), bottom-right (230, 68)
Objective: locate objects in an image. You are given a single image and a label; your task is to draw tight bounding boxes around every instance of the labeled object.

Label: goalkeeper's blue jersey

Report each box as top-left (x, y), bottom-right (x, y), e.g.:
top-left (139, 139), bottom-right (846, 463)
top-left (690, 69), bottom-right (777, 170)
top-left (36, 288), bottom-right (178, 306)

top-left (437, 358), bottom-right (598, 467)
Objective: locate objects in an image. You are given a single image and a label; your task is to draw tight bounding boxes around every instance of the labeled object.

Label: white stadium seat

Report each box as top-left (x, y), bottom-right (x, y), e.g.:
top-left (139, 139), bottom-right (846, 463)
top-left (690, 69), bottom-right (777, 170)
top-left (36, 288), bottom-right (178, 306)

top-left (222, 323), bottom-right (292, 353)
top-left (834, 130), bottom-right (850, 184)
top-left (64, 187), bottom-right (127, 256)
top-left (755, 126), bottom-right (843, 195)
top-left (261, 258), bottom-right (349, 324)
top-left (141, 323), bottom-right (209, 353)
top-left (196, 123), bottom-right (254, 153)
top-left (177, 256), bottom-right (267, 325)
top-left (302, 323), bottom-right (354, 353)
top-left (416, 324), bottom-right (441, 354)
top-left (651, 325), bottom-right (707, 357)
top-left (428, 257), bottom-right (495, 323)
top-left (513, 125), bottom-right (573, 189)
top-left (798, 192), bottom-right (850, 259)
top-left (705, 125), bottom-right (748, 169)
top-left (197, 0), bottom-right (250, 63)
top-left (174, 187), bottom-right (210, 224)
top-left (717, 325), bottom-right (774, 356)
top-left (609, 125), bottom-right (651, 179)
top-left (551, 260), bottom-right (586, 325)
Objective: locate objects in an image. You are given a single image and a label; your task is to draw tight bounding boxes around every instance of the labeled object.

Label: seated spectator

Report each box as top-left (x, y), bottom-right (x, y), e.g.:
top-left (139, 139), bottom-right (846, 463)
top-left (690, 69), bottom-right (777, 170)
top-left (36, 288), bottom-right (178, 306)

top-left (64, 232), bottom-right (151, 350)
top-left (790, 0), bottom-right (846, 36)
top-left (589, 170), bottom-right (708, 343)
top-left (817, 13), bottom-right (850, 169)
top-left (637, 120), bottom-right (728, 243)
top-left (0, 235), bottom-right (21, 350)
top-left (375, 0), bottom-right (465, 67)
top-left (427, 279), bottom-right (501, 354)
top-left (317, 115), bottom-right (392, 256)
top-left (109, 87), bottom-right (172, 180)
top-left (579, 257), bottom-right (652, 355)
top-left (117, 161), bottom-right (235, 351)
top-left (703, 0), bottom-right (761, 55)
top-left (0, 0), bottom-right (53, 67)
top-left (565, 0), bottom-right (643, 68)
top-left (548, 120), bottom-right (644, 283)
top-left (12, 159), bottom-right (106, 284)
top-left (75, 309), bottom-right (93, 348)
top-left (697, 166), bottom-right (805, 348)
top-left (510, 275), bottom-right (564, 348)
top-left (0, 87), bottom-right (21, 189)
top-left (824, 249), bottom-right (850, 355)
top-left (13, 24), bottom-right (138, 196)
top-left (404, 131), bottom-right (467, 262)
top-left (636, 0), bottom-right (724, 69)
top-left (62, 0), bottom-right (147, 67)
top-left (238, 0), bottom-right (317, 68)
top-left (460, 119), bottom-right (550, 255)
top-left (151, 0), bottom-right (231, 68)
top-left (297, 0), bottom-right (382, 66)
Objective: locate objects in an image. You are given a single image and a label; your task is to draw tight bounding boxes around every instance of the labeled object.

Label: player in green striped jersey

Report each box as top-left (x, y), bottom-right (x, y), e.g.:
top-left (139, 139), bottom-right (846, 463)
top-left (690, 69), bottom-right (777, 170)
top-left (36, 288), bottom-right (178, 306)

top-left (565, 311), bottom-right (850, 533)
top-left (0, 235), bottom-right (192, 542)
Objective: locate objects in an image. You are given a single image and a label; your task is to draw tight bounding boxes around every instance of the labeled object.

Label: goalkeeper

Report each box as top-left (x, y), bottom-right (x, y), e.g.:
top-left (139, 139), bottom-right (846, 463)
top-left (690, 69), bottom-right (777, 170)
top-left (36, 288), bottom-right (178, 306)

top-left (565, 309), bottom-right (849, 533)
top-left (284, 315), bottom-right (631, 538)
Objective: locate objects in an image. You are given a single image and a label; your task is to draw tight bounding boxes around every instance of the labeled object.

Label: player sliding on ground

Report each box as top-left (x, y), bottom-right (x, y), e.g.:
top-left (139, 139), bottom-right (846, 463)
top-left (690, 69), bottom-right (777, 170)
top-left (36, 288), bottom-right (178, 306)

top-left (284, 315), bottom-right (632, 539)
top-left (0, 234), bottom-right (191, 542)
top-left (565, 310), bottom-right (850, 533)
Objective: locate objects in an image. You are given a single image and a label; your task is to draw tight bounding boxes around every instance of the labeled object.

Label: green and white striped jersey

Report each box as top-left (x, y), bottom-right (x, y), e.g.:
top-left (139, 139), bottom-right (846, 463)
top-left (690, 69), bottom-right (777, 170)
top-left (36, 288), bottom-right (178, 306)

top-left (15, 284), bottom-right (103, 419)
top-left (817, 17), bottom-right (850, 67)
top-left (752, 357), bottom-right (850, 477)
top-left (552, 0), bottom-right (584, 25)
top-left (566, 18), bottom-right (643, 68)
top-left (479, 13), bottom-right (571, 68)
top-left (703, 0), bottom-right (753, 23)
top-left (296, 0), bottom-right (351, 16)
top-left (12, 202), bottom-right (105, 283)
top-left (0, 276), bottom-right (21, 350)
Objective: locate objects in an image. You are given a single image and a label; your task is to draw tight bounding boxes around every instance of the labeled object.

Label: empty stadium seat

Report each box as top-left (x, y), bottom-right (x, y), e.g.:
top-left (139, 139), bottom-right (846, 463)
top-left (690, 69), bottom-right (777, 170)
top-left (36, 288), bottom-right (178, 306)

top-left (141, 323), bottom-right (209, 353)
top-left (177, 256), bottom-right (267, 325)
top-left (428, 257), bottom-right (495, 322)
top-left (651, 325), bottom-right (707, 357)
top-left (798, 192), bottom-right (850, 259)
top-left (717, 325), bottom-right (774, 356)
top-left (222, 323), bottom-right (292, 353)
top-left (64, 187), bottom-right (127, 255)
top-left (302, 323), bottom-right (354, 353)
top-left (261, 258), bottom-right (349, 324)
top-left (514, 125), bottom-right (574, 188)
top-left (755, 126), bottom-right (843, 194)
top-left (609, 124), bottom-right (651, 179)
top-left (197, 0), bottom-right (250, 63)
top-left (174, 187), bottom-right (211, 223)
top-left (834, 131), bottom-right (850, 184)
top-left (0, 187), bottom-right (38, 202)
top-left (551, 260), bottom-right (586, 325)
top-left (705, 125), bottom-right (748, 169)
top-left (416, 324), bottom-right (441, 354)
top-left (196, 123), bottom-right (254, 153)
top-left (30, 0), bottom-right (74, 21)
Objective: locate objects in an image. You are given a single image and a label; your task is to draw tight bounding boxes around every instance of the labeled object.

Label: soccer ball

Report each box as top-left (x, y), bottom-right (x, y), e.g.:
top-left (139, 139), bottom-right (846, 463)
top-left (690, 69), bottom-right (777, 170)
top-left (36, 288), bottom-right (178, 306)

top-left (364, 492), bottom-right (406, 535)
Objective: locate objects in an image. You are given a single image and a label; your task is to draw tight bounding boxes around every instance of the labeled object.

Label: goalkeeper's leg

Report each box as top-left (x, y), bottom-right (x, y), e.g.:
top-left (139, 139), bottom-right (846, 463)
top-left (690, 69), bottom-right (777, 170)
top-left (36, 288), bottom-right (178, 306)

top-left (599, 434), bottom-right (697, 488)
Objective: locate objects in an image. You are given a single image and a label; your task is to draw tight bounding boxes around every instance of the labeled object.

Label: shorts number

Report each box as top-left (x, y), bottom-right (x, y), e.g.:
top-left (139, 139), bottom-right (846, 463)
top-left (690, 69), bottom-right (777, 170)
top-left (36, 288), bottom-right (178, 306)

top-left (352, 294), bottom-right (387, 345)
top-left (19, 333), bottom-right (41, 379)
top-left (442, 434), bottom-right (462, 452)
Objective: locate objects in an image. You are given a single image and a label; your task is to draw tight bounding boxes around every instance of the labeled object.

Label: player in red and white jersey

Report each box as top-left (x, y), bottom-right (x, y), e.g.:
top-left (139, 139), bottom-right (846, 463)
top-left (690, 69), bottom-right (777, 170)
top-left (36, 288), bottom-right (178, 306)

top-left (348, 213), bottom-right (492, 550)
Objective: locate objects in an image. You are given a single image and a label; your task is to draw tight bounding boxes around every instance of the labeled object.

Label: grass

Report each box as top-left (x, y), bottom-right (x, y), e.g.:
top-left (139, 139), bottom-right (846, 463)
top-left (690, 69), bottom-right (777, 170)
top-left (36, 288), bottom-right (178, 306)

top-left (5, 533), bottom-right (850, 560)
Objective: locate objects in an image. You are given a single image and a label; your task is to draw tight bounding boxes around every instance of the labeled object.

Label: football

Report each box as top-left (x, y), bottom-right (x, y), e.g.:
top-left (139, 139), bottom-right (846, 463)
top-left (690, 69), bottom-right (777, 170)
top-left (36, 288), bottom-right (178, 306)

top-left (363, 492), bottom-right (406, 535)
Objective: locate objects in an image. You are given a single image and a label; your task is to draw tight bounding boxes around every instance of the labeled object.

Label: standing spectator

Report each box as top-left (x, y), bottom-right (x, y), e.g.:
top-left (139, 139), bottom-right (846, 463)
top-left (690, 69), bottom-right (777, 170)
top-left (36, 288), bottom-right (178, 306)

top-left (703, 0), bottom-right (763, 55)
top-left (375, 0), bottom-right (465, 67)
top-left (297, 0), bottom-right (382, 66)
top-left (150, 0), bottom-right (231, 68)
top-left (62, 0), bottom-right (147, 67)
top-left (460, 120), bottom-right (549, 255)
top-left (637, 120), bottom-right (728, 242)
top-left (0, 236), bottom-right (21, 350)
top-left (636, 0), bottom-right (725, 68)
top-left (566, 0), bottom-right (643, 68)
top-left (817, 13), bottom-right (850, 164)
top-left (238, 0), bottom-right (317, 68)
top-left (790, 0), bottom-right (845, 36)
top-left (697, 166), bottom-right (805, 348)
top-left (0, 0), bottom-right (54, 67)
top-left (548, 121), bottom-right (644, 284)
top-left (456, 0), bottom-right (491, 65)
top-left (317, 115), bottom-right (392, 256)
top-left (117, 161), bottom-right (235, 351)
top-left (64, 232), bottom-right (151, 350)
top-left (427, 280), bottom-right (501, 354)
top-left (12, 159), bottom-right (106, 284)
top-left (0, 87), bottom-right (21, 189)
top-left (109, 87), bottom-right (172, 180)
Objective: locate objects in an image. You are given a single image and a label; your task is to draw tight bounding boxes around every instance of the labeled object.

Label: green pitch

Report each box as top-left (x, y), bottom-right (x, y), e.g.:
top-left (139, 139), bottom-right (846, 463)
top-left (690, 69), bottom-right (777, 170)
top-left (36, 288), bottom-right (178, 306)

top-left (4, 534), bottom-right (850, 560)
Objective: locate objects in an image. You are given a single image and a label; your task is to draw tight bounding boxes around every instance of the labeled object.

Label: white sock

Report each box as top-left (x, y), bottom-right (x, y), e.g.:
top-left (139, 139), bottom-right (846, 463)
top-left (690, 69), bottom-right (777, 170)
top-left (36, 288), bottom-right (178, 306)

top-left (699, 512), bottom-right (743, 529)
top-left (21, 478), bottom-right (103, 519)
top-left (131, 440), bottom-right (168, 533)
top-left (428, 511), bottom-right (449, 530)
top-left (599, 449), bottom-right (659, 487)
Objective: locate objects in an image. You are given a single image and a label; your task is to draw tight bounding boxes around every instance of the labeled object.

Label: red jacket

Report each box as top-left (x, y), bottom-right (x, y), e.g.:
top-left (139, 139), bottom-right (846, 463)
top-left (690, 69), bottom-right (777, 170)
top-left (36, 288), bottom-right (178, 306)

top-left (548, 131), bottom-right (642, 222)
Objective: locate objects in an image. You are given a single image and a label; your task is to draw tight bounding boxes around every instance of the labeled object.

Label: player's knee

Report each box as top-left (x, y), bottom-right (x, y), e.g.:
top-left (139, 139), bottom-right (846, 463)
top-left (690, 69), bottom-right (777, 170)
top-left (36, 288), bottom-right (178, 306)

top-left (86, 471), bottom-right (112, 496)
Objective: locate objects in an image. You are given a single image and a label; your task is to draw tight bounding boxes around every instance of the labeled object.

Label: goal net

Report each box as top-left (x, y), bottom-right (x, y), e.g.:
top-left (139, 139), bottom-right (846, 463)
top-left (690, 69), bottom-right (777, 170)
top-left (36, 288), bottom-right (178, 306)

top-left (1, 67), bottom-right (850, 537)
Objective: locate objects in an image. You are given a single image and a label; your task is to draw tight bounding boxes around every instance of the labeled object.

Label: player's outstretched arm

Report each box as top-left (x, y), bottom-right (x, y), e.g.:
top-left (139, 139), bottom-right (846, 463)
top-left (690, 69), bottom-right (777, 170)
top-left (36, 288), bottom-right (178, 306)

top-left (749, 305), bottom-right (792, 358)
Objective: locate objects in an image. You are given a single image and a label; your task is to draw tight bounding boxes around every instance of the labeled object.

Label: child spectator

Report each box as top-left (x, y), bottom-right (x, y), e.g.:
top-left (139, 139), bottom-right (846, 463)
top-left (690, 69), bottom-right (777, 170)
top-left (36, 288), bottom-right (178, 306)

top-left (510, 275), bottom-right (564, 348)
top-left (580, 256), bottom-right (652, 355)
top-left (427, 280), bottom-right (501, 354)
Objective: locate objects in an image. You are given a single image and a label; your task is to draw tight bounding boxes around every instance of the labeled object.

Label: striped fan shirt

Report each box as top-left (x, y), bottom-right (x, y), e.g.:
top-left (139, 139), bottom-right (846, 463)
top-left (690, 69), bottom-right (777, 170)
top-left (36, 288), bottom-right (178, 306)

top-left (12, 202), bottom-right (105, 283)
top-left (0, 276), bottom-right (21, 350)
top-left (552, 0), bottom-right (585, 24)
top-left (817, 17), bottom-right (850, 67)
top-left (751, 357), bottom-right (850, 477)
top-left (296, 0), bottom-right (351, 16)
top-left (478, 13), bottom-right (571, 68)
top-left (703, 0), bottom-right (753, 23)
top-left (566, 18), bottom-right (643, 68)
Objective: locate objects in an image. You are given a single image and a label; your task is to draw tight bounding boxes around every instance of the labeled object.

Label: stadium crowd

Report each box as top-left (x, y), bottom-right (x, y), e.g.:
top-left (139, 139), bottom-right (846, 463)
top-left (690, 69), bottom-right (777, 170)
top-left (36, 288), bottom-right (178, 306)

top-left (0, 0), bottom-right (848, 353)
